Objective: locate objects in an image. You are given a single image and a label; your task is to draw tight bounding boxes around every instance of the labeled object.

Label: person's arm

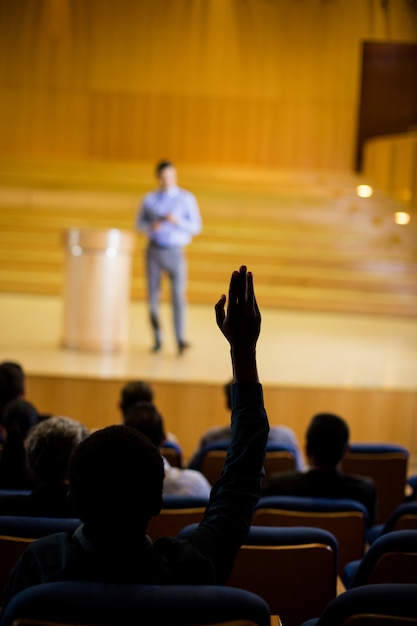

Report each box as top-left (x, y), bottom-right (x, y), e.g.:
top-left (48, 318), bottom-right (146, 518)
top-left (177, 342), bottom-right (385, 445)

top-left (136, 195), bottom-right (161, 234)
top-left (165, 192), bottom-right (202, 236)
top-left (181, 265), bottom-right (269, 582)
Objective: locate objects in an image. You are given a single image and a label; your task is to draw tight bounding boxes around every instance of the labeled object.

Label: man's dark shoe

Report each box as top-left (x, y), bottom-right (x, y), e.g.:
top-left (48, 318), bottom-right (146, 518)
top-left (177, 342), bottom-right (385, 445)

top-left (177, 341), bottom-right (190, 355)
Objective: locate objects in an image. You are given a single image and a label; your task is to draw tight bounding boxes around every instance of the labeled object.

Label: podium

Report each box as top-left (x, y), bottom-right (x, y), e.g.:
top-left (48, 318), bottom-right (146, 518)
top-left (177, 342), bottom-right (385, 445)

top-left (61, 228), bottom-right (135, 352)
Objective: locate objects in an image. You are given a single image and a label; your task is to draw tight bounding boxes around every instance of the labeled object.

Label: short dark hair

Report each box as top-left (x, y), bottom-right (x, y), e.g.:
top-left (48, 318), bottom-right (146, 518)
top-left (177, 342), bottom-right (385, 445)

top-left (69, 425), bottom-right (164, 537)
top-left (1, 399), bottom-right (39, 438)
top-left (124, 401), bottom-right (165, 448)
top-left (155, 160), bottom-right (174, 176)
top-left (119, 381), bottom-right (154, 418)
top-left (306, 413), bottom-right (349, 468)
top-left (0, 362), bottom-right (25, 413)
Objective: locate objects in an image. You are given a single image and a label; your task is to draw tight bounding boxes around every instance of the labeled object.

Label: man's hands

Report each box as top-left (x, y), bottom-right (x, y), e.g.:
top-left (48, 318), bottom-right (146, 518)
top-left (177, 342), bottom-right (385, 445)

top-left (215, 265), bottom-right (261, 382)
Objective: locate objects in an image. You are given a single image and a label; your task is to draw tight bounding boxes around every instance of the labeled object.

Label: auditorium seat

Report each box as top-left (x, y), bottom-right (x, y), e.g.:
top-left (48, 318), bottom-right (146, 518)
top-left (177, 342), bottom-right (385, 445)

top-left (253, 495), bottom-right (368, 575)
top-left (341, 443), bottom-right (409, 524)
top-left (0, 581), bottom-right (273, 626)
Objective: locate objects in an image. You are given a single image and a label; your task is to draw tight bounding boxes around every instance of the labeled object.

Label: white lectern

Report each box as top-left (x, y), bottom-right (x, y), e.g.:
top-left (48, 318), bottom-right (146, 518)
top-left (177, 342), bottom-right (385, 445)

top-left (61, 228), bottom-right (135, 352)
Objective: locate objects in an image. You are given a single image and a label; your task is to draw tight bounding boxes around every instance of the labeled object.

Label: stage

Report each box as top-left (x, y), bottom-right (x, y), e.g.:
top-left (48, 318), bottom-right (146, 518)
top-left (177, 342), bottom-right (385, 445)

top-left (1, 290), bottom-right (416, 466)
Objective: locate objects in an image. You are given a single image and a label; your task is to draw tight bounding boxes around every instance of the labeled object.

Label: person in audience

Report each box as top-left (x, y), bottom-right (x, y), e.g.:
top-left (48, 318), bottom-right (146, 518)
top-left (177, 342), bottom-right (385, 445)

top-left (0, 399), bottom-right (39, 490)
top-left (125, 401), bottom-right (211, 498)
top-left (118, 379), bottom-right (154, 413)
top-left (0, 361), bottom-right (50, 435)
top-left (261, 411), bottom-right (377, 526)
top-left (0, 362), bottom-right (25, 421)
top-left (0, 415), bottom-right (89, 517)
top-left (0, 265), bottom-right (269, 610)
top-left (188, 378), bottom-right (305, 471)
top-left (118, 379), bottom-right (183, 465)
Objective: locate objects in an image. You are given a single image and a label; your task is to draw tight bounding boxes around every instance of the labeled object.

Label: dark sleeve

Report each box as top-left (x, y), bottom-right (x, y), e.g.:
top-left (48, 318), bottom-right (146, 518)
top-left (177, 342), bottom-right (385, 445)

top-left (182, 382), bottom-right (269, 583)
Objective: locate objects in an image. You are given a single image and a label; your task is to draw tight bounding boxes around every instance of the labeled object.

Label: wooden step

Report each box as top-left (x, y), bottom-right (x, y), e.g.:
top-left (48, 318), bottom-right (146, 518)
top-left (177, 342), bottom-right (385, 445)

top-left (0, 159), bottom-right (416, 318)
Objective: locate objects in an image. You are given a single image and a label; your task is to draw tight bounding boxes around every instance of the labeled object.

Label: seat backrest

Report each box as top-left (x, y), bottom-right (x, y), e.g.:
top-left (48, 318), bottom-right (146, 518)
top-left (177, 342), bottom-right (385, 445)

top-left (160, 445), bottom-right (182, 468)
top-left (366, 501), bottom-right (417, 545)
top-left (384, 501), bottom-right (417, 533)
top-left (346, 529), bottom-right (417, 588)
top-left (0, 517), bottom-right (80, 595)
top-left (253, 495), bottom-right (367, 575)
top-left (225, 525), bottom-right (338, 626)
top-left (0, 582), bottom-right (272, 626)
top-left (341, 443), bottom-right (409, 524)
top-left (200, 445), bottom-right (296, 486)
top-left (303, 583), bottom-right (417, 626)
top-left (145, 494), bottom-right (208, 540)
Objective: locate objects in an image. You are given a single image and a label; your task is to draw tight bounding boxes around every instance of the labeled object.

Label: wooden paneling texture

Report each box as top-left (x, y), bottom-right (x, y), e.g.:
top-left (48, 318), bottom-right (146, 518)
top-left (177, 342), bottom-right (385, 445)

top-left (25, 374), bottom-right (417, 462)
top-left (0, 1), bottom-right (416, 170)
top-left (0, 159), bottom-right (416, 318)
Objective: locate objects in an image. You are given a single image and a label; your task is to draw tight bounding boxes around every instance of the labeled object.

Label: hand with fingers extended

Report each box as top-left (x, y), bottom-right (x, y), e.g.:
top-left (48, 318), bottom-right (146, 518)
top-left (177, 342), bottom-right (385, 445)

top-left (215, 265), bottom-right (261, 382)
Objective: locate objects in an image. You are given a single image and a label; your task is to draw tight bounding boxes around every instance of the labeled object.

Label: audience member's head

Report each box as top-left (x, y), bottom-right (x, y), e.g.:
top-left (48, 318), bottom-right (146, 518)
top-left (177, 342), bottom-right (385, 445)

top-left (305, 412), bottom-right (349, 469)
top-left (69, 425), bottom-right (165, 540)
top-left (0, 399), bottom-right (39, 489)
top-left (124, 401), bottom-right (165, 448)
top-left (26, 416), bottom-right (89, 486)
top-left (0, 398), bottom-right (38, 441)
top-left (118, 380), bottom-right (154, 419)
top-left (0, 362), bottom-right (25, 416)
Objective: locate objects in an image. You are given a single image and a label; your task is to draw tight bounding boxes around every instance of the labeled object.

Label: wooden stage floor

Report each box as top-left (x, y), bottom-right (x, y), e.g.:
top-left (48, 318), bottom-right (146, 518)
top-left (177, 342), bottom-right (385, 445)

top-left (1, 291), bottom-right (417, 466)
top-left (1, 291), bottom-right (417, 390)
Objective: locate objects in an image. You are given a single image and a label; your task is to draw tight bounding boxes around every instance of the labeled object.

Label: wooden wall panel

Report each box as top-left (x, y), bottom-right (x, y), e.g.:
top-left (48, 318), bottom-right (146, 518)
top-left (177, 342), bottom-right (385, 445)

top-left (25, 374), bottom-right (417, 462)
top-left (356, 41), bottom-right (417, 170)
top-left (1, 0), bottom-right (416, 170)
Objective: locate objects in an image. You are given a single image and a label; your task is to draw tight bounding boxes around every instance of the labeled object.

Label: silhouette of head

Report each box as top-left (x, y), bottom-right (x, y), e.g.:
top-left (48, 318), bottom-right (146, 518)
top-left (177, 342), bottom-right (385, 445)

top-left (0, 362), bottom-right (25, 415)
top-left (119, 381), bottom-right (154, 419)
top-left (124, 401), bottom-right (165, 448)
top-left (305, 412), bottom-right (349, 469)
top-left (69, 425), bottom-right (165, 540)
top-left (1, 399), bottom-right (39, 439)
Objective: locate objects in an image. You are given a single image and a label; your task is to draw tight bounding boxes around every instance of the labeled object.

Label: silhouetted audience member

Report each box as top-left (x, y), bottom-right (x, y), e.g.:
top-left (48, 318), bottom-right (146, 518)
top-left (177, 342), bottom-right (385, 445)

top-left (118, 380), bottom-right (154, 414)
top-left (118, 379), bottom-right (183, 465)
top-left (0, 399), bottom-right (39, 490)
top-left (0, 361), bottom-right (50, 442)
top-left (188, 378), bottom-right (305, 471)
top-left (262, 412), bottom-right (377, 526)
top-left (0, 362), bottom-right (25, 421)
top-left (0, 265), bottom-right (269, 612)
top-left (125, 401), bottom-right (211, 497)
top-left (0, 416), bottom-right (89, 517)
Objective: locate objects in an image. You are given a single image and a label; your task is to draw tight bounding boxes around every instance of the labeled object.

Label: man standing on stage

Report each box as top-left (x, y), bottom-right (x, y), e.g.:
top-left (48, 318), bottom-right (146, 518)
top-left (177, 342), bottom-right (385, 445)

top-left (136, 160), bottom-right (202, 355)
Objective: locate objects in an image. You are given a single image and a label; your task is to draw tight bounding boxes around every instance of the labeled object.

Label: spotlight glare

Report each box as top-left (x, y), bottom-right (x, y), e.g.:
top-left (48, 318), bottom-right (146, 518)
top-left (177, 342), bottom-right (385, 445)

top-left (357, 184), bottom-right (373, 198)
top-left (395, 211), bottom-right (410, 225)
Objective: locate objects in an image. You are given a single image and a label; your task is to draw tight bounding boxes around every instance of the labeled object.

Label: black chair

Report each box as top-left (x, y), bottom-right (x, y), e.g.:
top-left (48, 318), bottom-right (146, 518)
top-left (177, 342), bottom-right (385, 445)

top-left (301, 583), bottom-right (417, 626)
top-left (199, 441), bottom-right (296, 486)
top-left (179, 523), bottom-right (338, 626)
top-left (146, 494), bottom-right (209, 540)
top-left (366, 500), bottom-right (417, 545)
top-left (341, 529), bottom-right (417, 589)
top-left (341, 443), bottom-right (409, 524)
top-left (253, 495), bottom-right (368, 575)
top-left (0, 581), bottom-right (273, 626)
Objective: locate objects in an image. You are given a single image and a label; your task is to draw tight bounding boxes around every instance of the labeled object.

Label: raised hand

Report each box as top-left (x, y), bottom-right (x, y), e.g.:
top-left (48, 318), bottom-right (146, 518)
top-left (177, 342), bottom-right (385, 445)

top-left (215, 266), bottom-right (261, 382)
